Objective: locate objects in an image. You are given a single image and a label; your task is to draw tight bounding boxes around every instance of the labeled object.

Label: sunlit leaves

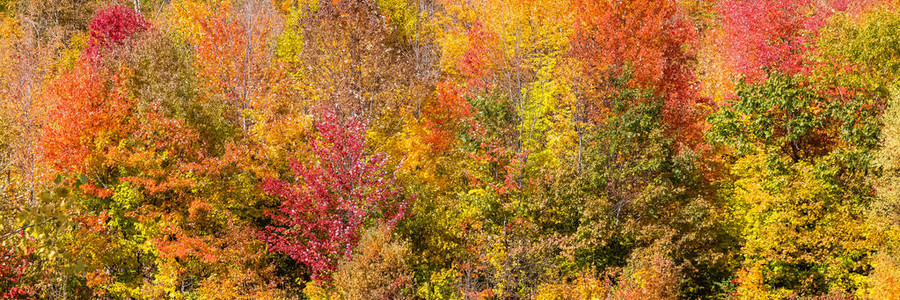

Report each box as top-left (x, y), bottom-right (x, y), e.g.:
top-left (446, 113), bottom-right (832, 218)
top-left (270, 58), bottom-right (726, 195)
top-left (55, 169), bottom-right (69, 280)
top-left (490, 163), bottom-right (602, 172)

top-left (572, 0), bottom-right (707, 146)
top-left (85, 5), bottom-right (149, 58)
top-left (728, 155), bottom-right (874, 298)
top-left (5, 0), bottom-right (900, 299)
top-left (261, 113), bottom-right (409, 281)
top-left (41, 63), bottom-right (134, 176)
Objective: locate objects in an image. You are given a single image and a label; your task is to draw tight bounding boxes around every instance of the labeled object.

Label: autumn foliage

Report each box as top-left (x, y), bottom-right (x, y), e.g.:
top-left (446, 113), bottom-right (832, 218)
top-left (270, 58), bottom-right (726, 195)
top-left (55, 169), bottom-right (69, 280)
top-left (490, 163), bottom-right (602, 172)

top-left (572, 0), bottom-right (708, 146)
top-left (85, 5), bottom-right (149, 58)
top-left (2, 0), bottom-right (900, 299)
top-left (261, 112), bottom-right (408, 281)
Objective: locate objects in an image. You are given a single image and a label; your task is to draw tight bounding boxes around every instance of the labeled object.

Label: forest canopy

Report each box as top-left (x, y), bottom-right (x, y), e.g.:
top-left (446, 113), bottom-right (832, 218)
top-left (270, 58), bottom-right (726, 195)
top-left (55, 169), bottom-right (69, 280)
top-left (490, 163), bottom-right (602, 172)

top-left (1, 0), bottom-right (900, 299)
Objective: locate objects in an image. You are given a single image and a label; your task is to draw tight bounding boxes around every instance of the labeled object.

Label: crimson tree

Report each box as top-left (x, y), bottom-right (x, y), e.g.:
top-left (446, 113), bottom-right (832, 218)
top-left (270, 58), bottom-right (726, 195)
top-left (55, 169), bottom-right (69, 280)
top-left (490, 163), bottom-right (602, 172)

top-left (85, 5), bottom-right (149, 58)
top-left (260, 113), bottom-right (408, 281)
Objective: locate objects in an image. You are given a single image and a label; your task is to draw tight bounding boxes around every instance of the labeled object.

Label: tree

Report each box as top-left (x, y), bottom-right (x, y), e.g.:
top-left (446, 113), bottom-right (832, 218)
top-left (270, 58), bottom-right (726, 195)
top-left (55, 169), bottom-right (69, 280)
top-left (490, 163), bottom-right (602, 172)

top-left (276, 0), bottom-right (422, 121)
top-left (869, 86), bottom-right (900, 299)
top-left (572, 0), bottom-right (707, 147)
top-left (171, 0), bottom-right (288, 133)
top-left (84, 5), bottom-right (149, 58)
top-left (708, 73), bottom-right (880, 298)
top-left (261, 112), bottom-right (408, 281)
top-left (36, 5), bottom-right (287, 297)
top-left (330, 225), bottom-right (414, 300)
top-left (717, 0), bottom-right (857, 81)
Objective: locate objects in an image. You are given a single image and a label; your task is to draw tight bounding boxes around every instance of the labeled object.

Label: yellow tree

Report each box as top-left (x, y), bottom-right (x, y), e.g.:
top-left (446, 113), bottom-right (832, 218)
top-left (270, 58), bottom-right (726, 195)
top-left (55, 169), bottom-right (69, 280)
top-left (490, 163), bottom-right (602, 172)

top-left (170, 0), bottom-right (289, 133)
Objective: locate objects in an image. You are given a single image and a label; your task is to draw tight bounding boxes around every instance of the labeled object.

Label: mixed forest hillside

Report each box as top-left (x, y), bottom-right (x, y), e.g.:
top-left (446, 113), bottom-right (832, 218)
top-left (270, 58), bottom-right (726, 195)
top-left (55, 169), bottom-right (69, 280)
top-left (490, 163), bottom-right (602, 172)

top-left (1, 0), bottom-right (900, 299)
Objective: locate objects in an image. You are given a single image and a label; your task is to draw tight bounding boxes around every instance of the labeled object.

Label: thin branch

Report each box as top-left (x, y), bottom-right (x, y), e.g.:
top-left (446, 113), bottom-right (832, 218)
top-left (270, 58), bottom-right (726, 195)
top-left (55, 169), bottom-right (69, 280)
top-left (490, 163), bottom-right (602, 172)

top-left (0, 217), bottom-right (57, 240)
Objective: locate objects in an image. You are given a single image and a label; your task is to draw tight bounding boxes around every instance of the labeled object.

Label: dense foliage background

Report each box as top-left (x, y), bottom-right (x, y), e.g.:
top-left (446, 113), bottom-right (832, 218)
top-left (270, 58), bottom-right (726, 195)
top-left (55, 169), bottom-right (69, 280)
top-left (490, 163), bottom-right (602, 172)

top-left (0, 0), bottom-right (899, 299)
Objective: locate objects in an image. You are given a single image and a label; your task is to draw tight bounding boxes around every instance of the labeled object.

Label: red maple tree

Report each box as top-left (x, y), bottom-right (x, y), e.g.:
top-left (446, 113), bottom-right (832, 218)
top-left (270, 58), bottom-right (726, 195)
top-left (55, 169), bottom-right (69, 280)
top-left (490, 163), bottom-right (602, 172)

top-left (719, 0), bottom-right (838, 81)
top-left (85, 5), bottom-right (150, 58)
top-left (572, 0), bottom-right (707, 147)
top-left (260, 113), bottom-right (408, 281)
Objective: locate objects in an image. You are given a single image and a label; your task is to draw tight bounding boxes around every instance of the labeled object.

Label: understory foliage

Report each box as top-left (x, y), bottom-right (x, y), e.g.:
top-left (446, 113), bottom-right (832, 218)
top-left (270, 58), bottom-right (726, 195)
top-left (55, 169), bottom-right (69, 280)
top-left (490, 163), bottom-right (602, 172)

top-left (0, 0), bottom-right (899, 299)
